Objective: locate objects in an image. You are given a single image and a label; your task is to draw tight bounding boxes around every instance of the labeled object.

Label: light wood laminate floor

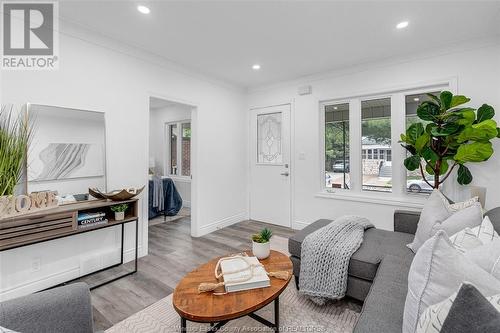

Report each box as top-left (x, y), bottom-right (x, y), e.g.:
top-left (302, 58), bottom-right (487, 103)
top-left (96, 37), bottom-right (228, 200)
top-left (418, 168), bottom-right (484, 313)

top-left (89, 216), bottom-right (295, 331)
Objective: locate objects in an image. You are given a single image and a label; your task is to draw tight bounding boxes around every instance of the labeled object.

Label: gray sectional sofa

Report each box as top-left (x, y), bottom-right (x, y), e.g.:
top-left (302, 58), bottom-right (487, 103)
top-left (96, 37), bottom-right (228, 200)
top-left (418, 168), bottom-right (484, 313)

top-left (0, 282), bottom-right (95, 333)
top-left (288, 208), bottom-right (500, 333)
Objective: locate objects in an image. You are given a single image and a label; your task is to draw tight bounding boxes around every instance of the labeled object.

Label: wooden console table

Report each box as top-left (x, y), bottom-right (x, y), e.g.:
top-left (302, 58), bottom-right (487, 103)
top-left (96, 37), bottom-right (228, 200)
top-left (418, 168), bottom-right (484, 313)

top-left (0, 199), bottom-right (139, 290)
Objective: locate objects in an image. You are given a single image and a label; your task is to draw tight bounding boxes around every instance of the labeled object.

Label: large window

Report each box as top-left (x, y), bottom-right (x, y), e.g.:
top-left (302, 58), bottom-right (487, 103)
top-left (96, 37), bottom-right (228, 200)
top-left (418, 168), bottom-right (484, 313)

top-left (181, 123), bottom-right (191, 176)
top-left (168, 124), bottom-right (178, 175)
top-left (324, 103), bottom-right (350, 189)
top-left (321, 85), bottom-right (448, 197)
top-left (167, 121), bottom-right (191, 177)
top-left (362, 98), bottom-right (392, 192)
top-left (405, 91), bottom-right (440, 194)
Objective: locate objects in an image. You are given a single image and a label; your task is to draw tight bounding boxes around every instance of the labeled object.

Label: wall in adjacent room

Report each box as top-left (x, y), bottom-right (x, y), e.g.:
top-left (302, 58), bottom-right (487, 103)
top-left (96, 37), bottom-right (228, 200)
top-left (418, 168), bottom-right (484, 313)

top-left (247, 42), bottom-right (500, 231)
top-left (0, 23), bottom-right (247, 300)
top-left (149, 104), bottom-right (191, 176)
top-left (149, 103), bottom-right (192, 206)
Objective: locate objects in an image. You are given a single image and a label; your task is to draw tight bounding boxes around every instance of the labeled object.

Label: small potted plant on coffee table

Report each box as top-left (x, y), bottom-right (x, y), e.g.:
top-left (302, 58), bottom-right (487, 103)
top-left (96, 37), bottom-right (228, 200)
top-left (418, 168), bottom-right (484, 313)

top-left (111, 203), bottom-right (128, 221)
top-left (252, 228), bottom-right (273, 259)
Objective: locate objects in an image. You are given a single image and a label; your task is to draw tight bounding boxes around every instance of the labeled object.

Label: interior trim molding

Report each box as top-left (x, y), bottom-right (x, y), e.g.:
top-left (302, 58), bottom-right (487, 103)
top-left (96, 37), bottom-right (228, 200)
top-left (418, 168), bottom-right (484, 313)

top-left (0, 245), bottom-right (144, 302)
top-left (197, 212), bottom-right (247, 236)
top-left (0, 267), bottom-right (80, 302)
top-left (315, 192), bottom-right (425, 209)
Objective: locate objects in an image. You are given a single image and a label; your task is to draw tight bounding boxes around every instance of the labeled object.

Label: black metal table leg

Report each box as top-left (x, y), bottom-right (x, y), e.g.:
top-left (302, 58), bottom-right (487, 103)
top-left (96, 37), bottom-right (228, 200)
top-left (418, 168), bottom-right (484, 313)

top-left (120, 223), bottom-right (124, 264)
top-left (42, 219), bottom-right (139, 292)
top-left (134, 219), bottom-right (139, 272)
top-left (180, 296), bottom-right (280, 332)
top-left (181, 317), bottom-right (187, 333)
top-left (274, 296), bottom-right (280, 331)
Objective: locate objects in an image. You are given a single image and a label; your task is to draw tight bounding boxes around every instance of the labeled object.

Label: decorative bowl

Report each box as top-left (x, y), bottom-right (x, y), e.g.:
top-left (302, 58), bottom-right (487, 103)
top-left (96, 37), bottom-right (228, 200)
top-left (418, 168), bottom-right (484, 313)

top-left (89, 186), bottom-right (145, 201)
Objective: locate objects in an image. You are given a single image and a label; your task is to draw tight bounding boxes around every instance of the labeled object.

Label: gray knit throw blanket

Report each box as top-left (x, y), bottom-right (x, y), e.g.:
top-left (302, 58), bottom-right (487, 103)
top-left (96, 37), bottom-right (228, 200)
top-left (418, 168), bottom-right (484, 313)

top-left (299, 215), bottom-right (373, 305)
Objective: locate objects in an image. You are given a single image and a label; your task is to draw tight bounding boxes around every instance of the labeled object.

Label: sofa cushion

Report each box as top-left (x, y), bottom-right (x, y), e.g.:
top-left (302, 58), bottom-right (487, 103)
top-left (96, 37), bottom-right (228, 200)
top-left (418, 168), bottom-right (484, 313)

top-left (403, 231), bottom-right (500, 333)
top-left (430, 202), bottom-right (483, 239)
top-left (465, 238), bottom-right (500, 280)
top-left (289, 219), bottom-right (414, 282)
top-left (353, 254), bottom-right (412, 333)
top-left (416, 284), bottom-right (500, 333)
top-left (346, 275), bottom-right (374, 301)
top-left (440, 284), bottom-right (500, 333)
top-left (292, 255), bottom-right (373, 301)
top-left (349, 228), bottom-right (414, 281)
top-left (288, 219), bottom-right (332, 258)
top-left (408, 190), bottom-right (478, 253)
top-left (290, 255), bottom-right (301, 277)
top-left (0, 282), bottom-right (94, 333)
top-left (450, 216), bottom-right (500, 253)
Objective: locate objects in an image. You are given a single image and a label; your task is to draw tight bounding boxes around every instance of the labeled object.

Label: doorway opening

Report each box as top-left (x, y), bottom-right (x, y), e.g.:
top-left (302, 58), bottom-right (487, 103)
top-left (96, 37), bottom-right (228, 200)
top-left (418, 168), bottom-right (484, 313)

top-left (148, 97), bottom-right (193, 229)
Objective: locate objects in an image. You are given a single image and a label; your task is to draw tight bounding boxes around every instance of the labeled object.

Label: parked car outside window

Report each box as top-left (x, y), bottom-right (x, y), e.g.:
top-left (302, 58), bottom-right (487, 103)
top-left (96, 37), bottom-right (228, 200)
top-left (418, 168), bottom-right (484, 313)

top-left (332, 160), bottom-right (350, 173)
top-left (407, 178), bottom-right (434, 193)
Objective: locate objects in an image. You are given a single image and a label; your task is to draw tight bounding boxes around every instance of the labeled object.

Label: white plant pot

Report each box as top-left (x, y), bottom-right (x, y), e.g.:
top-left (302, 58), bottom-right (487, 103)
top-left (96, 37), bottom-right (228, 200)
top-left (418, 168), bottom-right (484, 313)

top-left (252, 241), bottom-right (270, 259)
top-left (115, 211), bottom-right (125, 221)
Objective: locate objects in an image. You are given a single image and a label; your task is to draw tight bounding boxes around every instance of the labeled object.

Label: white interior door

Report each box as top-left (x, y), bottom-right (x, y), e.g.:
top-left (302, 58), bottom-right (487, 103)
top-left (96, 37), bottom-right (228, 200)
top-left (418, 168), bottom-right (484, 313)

top-left (250, 104), bottom-right (291, 227)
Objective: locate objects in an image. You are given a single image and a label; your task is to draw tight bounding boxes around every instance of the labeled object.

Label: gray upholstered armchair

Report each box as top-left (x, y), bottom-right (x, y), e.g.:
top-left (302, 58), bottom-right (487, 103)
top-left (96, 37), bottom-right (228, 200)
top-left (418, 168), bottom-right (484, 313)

top-left (0, 282), bottom-right (95, 333)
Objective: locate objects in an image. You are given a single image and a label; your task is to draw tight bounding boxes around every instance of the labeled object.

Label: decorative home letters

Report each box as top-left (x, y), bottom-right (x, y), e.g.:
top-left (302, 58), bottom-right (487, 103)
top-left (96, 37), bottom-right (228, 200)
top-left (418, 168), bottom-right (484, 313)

top-left (0, 191), bottom-right (58, 218)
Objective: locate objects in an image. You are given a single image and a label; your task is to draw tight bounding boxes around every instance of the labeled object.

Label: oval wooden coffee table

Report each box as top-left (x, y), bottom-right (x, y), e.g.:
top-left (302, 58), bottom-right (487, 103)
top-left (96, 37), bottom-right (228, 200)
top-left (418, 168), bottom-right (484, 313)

top-left (173, 250), bottom-right (293, 332)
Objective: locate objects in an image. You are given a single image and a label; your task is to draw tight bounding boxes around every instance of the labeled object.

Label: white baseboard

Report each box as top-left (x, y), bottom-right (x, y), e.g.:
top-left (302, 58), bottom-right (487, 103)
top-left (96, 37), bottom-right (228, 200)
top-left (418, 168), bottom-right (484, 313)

top-left (197, 212), bottom-right (247, 236)
top-left (1, 246), bottom-right (145, 302)
top-left (0, 267), bottom-right (80, 302)
top-left (293, 220), bottom-right (309, 230)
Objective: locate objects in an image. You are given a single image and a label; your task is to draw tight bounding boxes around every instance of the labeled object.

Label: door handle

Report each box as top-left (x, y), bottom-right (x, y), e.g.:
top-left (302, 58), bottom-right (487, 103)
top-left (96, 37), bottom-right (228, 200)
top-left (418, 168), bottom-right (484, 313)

top-left (280, 171), bottom-right (290, 176)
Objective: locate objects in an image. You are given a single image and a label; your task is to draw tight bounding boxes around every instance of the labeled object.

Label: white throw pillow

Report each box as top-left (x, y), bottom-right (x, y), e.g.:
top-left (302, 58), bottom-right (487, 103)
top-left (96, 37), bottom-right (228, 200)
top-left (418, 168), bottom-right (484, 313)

top-left (465, 238), bottom-right (500, 280)
top-left (430, 202), bottom-right (483, 238)
top-left (407, 190), bottom-right (478, 253)
top-left (402, 231), bottom-right (500, 333)
top-left (449, 216), bottom-right (500, 253)
top-left (416, 285), bottom-right (500, 333)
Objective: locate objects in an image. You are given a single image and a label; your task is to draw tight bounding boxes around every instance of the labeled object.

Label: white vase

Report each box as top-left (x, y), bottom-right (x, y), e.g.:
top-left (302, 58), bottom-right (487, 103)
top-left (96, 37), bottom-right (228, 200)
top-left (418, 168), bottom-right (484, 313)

top-left (115, 211), bottom-right (125, 221)
top-left (252, 241), bottom-right (270, 259)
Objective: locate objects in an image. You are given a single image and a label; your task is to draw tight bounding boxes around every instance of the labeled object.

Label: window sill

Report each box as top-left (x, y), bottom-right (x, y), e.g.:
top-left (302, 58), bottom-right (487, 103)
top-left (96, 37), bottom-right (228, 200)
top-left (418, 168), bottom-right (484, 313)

top-left (315, 190), bottom-right (426, 209)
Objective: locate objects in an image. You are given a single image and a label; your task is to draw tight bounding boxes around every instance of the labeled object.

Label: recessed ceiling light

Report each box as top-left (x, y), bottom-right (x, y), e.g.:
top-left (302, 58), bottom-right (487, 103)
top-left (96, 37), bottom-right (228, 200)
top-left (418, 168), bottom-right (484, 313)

top-left (396, 21), bottom-right (409, 29)
top-left (137, 5), bottom-right (150, 14)
top-left (252, 64), bottom-right (261, 70)
top-left (333, 107), bottom-right (338, 110)
top-left (413, 97), bottom-right (420, 102)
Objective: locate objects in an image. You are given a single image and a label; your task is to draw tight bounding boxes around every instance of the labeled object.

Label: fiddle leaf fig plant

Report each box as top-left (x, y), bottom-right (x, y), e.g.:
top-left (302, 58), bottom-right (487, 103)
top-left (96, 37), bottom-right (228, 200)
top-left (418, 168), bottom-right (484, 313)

top-left (400, 91), bottom-right (499, 189)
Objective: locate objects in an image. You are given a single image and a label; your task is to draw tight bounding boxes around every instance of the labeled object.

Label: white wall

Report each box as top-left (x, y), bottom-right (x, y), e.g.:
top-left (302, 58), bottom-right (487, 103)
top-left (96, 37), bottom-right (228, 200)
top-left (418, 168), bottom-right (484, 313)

top-left (247, 42), bottom-right (500, 231)
top-left (0, 24), bottom-right (248, 300)
top-left (149, 103), bottom-right (192, 206)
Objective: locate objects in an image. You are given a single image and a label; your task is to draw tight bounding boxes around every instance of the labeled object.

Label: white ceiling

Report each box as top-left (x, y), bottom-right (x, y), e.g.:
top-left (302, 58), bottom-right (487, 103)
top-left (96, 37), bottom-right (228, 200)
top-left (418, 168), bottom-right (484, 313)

top-left (59, 1), bottom-right (500, 89)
